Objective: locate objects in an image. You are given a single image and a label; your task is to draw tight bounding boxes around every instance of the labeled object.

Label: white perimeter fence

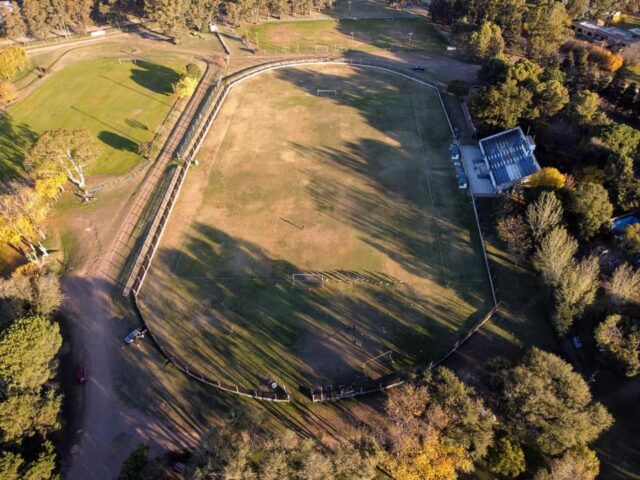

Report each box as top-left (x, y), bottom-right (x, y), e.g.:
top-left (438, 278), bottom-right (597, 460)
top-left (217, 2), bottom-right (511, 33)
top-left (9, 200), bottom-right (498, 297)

top-left (123, 56), bottom-right (500, 402)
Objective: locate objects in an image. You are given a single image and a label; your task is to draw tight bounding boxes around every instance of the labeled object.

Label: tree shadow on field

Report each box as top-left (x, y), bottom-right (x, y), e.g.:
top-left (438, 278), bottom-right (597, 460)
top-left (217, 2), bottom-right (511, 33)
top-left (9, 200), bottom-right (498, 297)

top-left (98, 131), bottom-right (139, 153)
top-left (138, 224), bottom-right (475, 397)
top-left (130, 60), bottom-right (181, 96)
top-left (271, 65), bottom-right (488, 306)
top-left (0, 111), bottom-right (38, 180)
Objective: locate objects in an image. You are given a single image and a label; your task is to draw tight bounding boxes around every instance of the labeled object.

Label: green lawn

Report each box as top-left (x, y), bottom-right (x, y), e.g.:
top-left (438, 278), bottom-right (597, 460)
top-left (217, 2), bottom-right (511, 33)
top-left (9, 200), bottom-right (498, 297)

top-left (240, 19), bottom-right (446, 53)
top-left (0, 58), bottom-right (181, 180)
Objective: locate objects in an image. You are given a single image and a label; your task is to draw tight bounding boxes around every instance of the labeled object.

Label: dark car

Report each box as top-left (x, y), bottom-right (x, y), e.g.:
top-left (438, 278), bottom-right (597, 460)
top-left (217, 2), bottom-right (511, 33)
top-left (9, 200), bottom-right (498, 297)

top-left (412, 65), bottom-right (426, 72)
top-left (75, 365), bottom-right (87, 384)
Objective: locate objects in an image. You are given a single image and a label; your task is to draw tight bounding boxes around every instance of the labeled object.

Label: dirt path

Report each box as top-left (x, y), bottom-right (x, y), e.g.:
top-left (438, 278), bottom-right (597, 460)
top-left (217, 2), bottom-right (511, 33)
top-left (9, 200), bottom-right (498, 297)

top-left (60, 57), bottom-right (219, 480)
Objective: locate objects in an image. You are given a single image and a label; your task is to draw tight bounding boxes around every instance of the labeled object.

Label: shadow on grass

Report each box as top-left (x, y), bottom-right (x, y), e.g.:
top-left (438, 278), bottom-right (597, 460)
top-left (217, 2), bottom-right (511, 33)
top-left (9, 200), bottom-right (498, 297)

top-left (140, 224), bottom-right (484, 396)
top-left (130, 60), bottom-right (181, 97)
top-left (0, 111), bottom-right (38, 180)
top-left (98, 131), bottom-right (139, 153)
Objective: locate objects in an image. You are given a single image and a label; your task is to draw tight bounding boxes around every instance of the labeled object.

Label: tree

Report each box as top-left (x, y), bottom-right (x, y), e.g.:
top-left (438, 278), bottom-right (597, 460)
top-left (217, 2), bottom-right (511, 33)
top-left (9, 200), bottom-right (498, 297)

top-left (552, 255), bottom-right (599, 335)
top-left (621, 224), bottom-right (640, 255)
top-left (0, 266), bottom-right (64, 320)
top-left (605, 263), bottom-right (640, 306)
top-left (568, 90), bottom-right (600, 127)
top-left (0, 81), bottom-right (18, 104)
top-left (0, 452), bottom-right (23, 480)
top-left (601, 123), bottom-right (640, 159)
top-left (22, 441), bottom-right (57, 480)
top-left (0, 45), bottom-right (27, 80)
top-left (0, 389), bottom-right (61, 442)
top-left (386, 368), bottom-right (496, 473)
top-left (496, 214), bottom-right (531, 262)
top-left (487, 437), bottom-right (526, 478)
top-left (478, 56), bottom-right (511, 85)
top-left (186, 0), bottom-right (219, 31)
top-left (595, 314), bottom-right (640, 377)
top-left (533, 446), bottom-right (599, 480)
top-left (173, 73), bottom-right (198, 98)
top-left (471, 79), bottom-right (532, 131)
top-left (525, 2), bottom-right (569, 60)
top-left (25, 129), bottom-right (101, 198)
top-left (532, 227), bottom-right (578, 286)
top-left (447, 80), bottom-right (470, 97)
top-left (145, 0), bottom-right (189, 41)
top-left (1, 2), bottom-right (28, 40)
top-left (569, 182), bottom-right (613, 240)
top-left (527, 167), bottom-right (566, 189)
top-left (500, 348), bottom-right (613, 455)
top-left (0, 315), bottom-right (62, 390)
top-left (22, 0), bottom-right (50, 39)
top-left (534, 80), bottom-right (569, 119)
top-left (526, 190), bottom-right (564, 242)
top-left (469, 22), bottom-right (505, 61)
top-left (0, 183), bottom-right (50, 263)
top-left (119, 444), bottom-right (149, 480)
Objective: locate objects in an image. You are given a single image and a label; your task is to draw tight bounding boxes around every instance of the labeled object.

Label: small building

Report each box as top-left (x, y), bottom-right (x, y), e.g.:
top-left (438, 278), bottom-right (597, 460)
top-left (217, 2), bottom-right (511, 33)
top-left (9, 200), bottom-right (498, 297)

top-left (571, 20), bottom-right (640, 48)
top-left (478, 127), bottom-right (540, 194)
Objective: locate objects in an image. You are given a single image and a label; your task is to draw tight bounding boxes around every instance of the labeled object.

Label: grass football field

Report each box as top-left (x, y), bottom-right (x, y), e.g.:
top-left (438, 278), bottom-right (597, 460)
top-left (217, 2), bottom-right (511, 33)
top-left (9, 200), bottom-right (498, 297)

top-left (0, 58), bottom-right (181, 181)
top-left (240, 19), bottom-right (446, 53)
top-left (138, 64), bottom-right (491, 394)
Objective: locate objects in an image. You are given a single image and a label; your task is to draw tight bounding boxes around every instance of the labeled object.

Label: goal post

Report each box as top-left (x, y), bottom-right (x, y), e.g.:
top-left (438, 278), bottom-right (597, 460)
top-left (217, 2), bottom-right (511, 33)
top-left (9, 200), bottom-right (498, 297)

top-left (118, 57), bottom-right (139, 65)
top-left (292, 273), bottom-right (324, 285)
top-left (316, 89), bottom-right (337, 96)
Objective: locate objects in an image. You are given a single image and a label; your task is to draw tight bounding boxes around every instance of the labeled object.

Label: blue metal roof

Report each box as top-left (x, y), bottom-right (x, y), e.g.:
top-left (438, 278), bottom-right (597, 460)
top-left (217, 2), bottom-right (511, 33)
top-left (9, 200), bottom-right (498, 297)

top-left (479, 128), bottom-right (540, 189)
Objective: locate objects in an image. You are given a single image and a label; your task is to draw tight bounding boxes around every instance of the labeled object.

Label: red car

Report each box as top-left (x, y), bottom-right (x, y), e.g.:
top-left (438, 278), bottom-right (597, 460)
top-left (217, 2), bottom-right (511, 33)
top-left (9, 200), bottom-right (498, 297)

top-left (75, 365), bottom-right (87, 384)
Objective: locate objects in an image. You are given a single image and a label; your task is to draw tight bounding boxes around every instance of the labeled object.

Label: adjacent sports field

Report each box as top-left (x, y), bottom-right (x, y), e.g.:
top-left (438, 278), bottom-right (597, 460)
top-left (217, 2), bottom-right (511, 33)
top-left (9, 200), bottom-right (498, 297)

top-left (240, 19), bottom-right (446, 53)
top-left (139, 64), bottom-right (490, 392)
top-left (0, 58), bottom-right (181, 180)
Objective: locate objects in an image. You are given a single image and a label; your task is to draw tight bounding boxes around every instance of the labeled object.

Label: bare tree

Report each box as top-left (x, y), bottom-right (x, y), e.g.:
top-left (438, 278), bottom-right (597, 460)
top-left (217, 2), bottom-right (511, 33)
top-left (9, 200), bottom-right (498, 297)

top-left (606, 263), bottom-right (640, 306)
top-left (532, 227), bottom-right (578, 286)
top-left (526, 191), bottom-right (564, 242)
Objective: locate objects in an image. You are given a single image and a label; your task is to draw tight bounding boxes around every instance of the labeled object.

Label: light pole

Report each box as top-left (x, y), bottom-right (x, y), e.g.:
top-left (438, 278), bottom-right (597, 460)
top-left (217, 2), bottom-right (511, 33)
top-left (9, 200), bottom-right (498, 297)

top-left (350, 31), bottom-right (355, 46)
top-left (408, 32), bottom-right (413, 47)
top-left (348, 0), bottom-right (352, 12)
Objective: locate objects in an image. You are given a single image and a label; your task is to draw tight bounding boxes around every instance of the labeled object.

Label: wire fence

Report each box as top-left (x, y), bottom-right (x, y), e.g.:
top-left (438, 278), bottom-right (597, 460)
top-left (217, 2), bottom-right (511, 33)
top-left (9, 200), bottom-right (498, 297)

top-left (122, 56), bottom-right (501, 402)
top-left (311, 302), bottom-right (500, 402)
top-left (130, 293), bottom-right (290, 402)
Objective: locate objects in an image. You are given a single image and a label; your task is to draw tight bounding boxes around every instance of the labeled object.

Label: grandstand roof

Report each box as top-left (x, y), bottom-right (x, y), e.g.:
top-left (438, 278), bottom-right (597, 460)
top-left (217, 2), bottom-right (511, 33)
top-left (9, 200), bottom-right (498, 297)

top-left (479, 127), bottom-right (540, 192)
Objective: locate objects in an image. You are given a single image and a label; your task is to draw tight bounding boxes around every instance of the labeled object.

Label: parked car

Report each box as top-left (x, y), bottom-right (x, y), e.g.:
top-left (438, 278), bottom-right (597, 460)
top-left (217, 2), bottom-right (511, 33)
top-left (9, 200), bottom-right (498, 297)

top-left (124, 328), bottom-right (147, 344)
top-left (75, 365), bottom-right (87, 384)
top-left (572, 336), bottom-right (583, 349)
top-left (412, 65), bottom-right (425, 72)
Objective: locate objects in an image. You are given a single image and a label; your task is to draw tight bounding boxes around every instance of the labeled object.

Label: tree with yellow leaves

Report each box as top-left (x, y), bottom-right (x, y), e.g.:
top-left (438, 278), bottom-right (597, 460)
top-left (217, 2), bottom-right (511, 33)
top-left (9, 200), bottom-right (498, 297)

top-left (527, 167), bottom-right (566, 189)
top-left (0, 81), bottom-right (18, 104)
top-left (0, 182), bottom-right (50, 264)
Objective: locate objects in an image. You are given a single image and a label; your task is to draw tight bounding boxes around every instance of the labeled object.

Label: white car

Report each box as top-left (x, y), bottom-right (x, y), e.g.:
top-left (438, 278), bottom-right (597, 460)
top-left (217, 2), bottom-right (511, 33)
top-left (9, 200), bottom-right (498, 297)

top-left (124, 328), bottom-right (147, 344)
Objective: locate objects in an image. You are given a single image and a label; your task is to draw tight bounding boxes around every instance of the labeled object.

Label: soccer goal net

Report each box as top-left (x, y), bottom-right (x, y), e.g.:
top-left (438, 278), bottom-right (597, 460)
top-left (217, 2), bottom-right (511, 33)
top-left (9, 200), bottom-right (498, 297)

top-left (292, 273), bottom-right (324, 285)
top-left (316, 89), bottom-right (337, 96)
top-left (118, 57), bottom-right (139, 65)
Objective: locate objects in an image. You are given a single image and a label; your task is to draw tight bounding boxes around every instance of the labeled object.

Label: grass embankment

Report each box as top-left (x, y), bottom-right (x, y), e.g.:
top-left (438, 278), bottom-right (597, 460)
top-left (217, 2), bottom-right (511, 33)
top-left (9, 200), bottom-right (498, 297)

top-left (0, 58), bottom-right (181, 180)
top-left (240, 18), bottom-right (446, 53)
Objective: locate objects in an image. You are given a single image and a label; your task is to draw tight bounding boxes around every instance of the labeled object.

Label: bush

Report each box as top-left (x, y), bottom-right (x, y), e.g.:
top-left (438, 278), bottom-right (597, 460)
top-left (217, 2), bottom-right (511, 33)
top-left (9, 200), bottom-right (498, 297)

top-left (185, 62), bottom-right (202, 79)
